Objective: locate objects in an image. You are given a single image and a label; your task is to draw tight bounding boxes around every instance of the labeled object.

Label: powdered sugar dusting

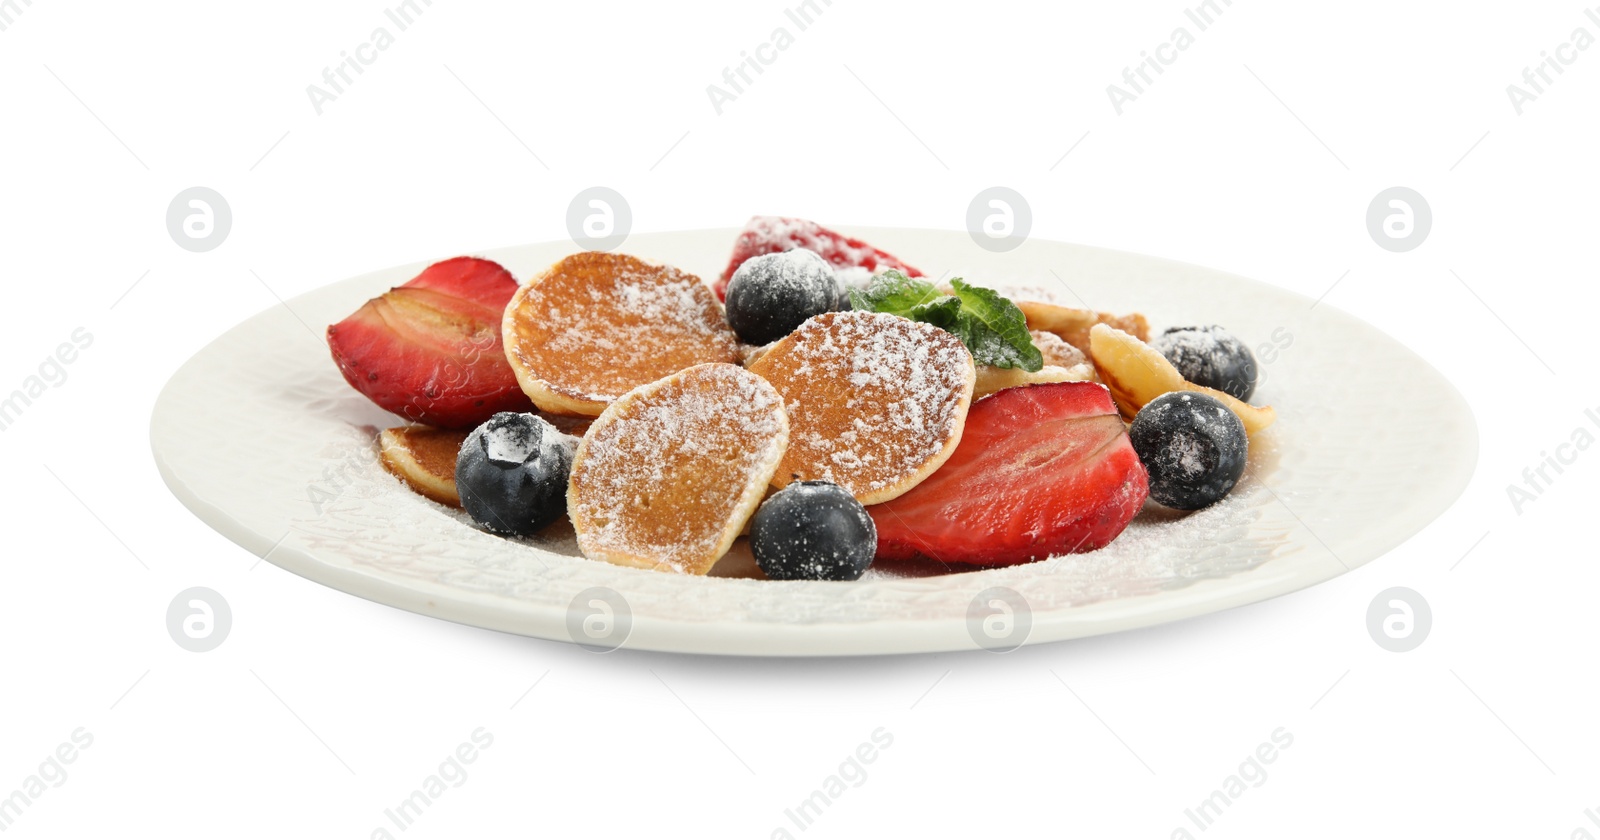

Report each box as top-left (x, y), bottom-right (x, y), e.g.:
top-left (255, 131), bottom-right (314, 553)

top-left (864, 448), bottom-right (1283, 589)
top-left (569, 363), bottom-right (788, 574)
top-left (507, 253), bottom-right (741, 404)
top-left (733, 248), bottom-right (841, 306)
top-left (994, 483), bottom-right (1277, 594)
top-left (749, 311), bottom-right (974, 501)
top-left (1154, 326), bottom-right (1227, 360)
top-left (1031, 329), bottom-right (1087, 368)
top-left (478, 412), bottom-right (579, 467)
top-left (737, 217), bottom-right (919, 278)
top-left (835, 266), bottom-right (877, 290)
top-left (1136, 392), bottom-right (1247, 482)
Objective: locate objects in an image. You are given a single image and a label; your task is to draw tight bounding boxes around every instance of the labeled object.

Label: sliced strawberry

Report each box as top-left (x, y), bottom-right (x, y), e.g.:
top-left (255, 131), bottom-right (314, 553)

top-left (715, 216), bottom-right (924, 300)
top-left (869, 382), bottom-right (1149, 567)
top-left (402, 255), bottom-right (523, 310)
top-left (326, 256), bottom-right (533, 429)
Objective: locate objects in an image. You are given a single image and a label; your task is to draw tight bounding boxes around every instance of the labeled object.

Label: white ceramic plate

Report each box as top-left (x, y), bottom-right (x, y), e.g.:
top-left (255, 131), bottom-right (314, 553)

top-left (151, 227), bottom-right (1477, 656)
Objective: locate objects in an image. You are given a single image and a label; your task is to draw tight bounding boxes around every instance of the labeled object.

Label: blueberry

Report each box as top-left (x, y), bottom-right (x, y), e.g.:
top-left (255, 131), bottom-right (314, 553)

top-left (724, 248), bottom-right (842, 345)
top-left (1153, 326), bottom-right (1258, 402)
top-left (455, 412), bottom-right (574, 536)
top-left (750, 480), bottom-right (877, 581)
top-left (1129, 392), bottom-right (1248, 511)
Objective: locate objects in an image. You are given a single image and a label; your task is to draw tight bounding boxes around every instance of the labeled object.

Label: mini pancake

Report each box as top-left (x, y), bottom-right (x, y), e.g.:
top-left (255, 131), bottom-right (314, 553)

top-left (568, 363), bottom-right (789, 575)
top-left (971, 329), bottom-right (1097, 398)
top-left (746, 311), bottom-right (975, 505)
top-left (378, 425), bottom-right (472, 507)
top-left (502, 252), bottom-right (742, 417)
top-left (539, 411), bottom-right (593, 438)
top-left (972, 363), bottom-right (1094, 399)
top-left (1032, 329), bottom-right (1089, 369)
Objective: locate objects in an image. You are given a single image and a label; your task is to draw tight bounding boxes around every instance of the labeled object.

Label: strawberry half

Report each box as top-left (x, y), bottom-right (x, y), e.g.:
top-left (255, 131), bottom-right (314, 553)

top-left (715, 216), bottom-right (923, 300)
top-left (869, 382), bottom-right (1149, 567)
top-left (326, 256), bottom-right (533, 429)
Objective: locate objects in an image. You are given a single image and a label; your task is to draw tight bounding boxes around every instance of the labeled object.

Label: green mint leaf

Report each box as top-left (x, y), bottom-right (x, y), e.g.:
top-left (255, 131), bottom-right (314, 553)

top-left (908, 295), bottom-right (962, 330)
top-left (849, 269), bottom-right (943, 318)
top-left (947, 279), bottom-right (1043, 371)
top-left (850, 270), bottom-right (1042, 372)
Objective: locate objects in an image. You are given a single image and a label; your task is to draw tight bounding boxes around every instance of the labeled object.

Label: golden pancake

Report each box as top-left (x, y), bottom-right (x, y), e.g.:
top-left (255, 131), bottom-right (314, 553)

top-left (568, 363), bottom-right (789, 575)
top-left (1031, 329), bottom-right (1089, 369)
top-left (746, 311), bottom-right (974, 505)
top-left (972, 363), bottom-right (1095, 399)
top-left (378, 425), bottom-right (471, 507)
top-left (539, 411), bottom-right (593, 438)
top-left (502, 252), bottom-right (742, 417)
top-left (969, 329), bottom-right (1097, 398)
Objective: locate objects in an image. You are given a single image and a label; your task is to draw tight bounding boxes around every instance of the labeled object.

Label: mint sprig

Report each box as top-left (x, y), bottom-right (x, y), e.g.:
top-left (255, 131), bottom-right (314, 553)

top-left (846, 269), bottom-right (944, 318)
top-left (850, 271), bottom-right (1043, 372)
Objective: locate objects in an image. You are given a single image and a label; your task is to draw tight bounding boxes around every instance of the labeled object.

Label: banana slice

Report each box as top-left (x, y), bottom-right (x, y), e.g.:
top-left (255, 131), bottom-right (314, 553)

top-left (1088, 324), bottom-right (1276, 436)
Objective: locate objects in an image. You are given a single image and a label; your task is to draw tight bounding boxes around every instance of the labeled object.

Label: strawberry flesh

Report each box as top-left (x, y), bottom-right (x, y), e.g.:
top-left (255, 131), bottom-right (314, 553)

top-left (869, 382), bottom-right (1149, 567)
top-left (326, 256), bottom-right (533, 429)
top-left (715, 216), bottom-right (923, 300)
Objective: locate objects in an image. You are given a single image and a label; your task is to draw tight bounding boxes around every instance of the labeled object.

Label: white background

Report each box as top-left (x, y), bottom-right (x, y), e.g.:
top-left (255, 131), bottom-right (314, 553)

top-left (3, 0), bottom-right (1598, 836)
